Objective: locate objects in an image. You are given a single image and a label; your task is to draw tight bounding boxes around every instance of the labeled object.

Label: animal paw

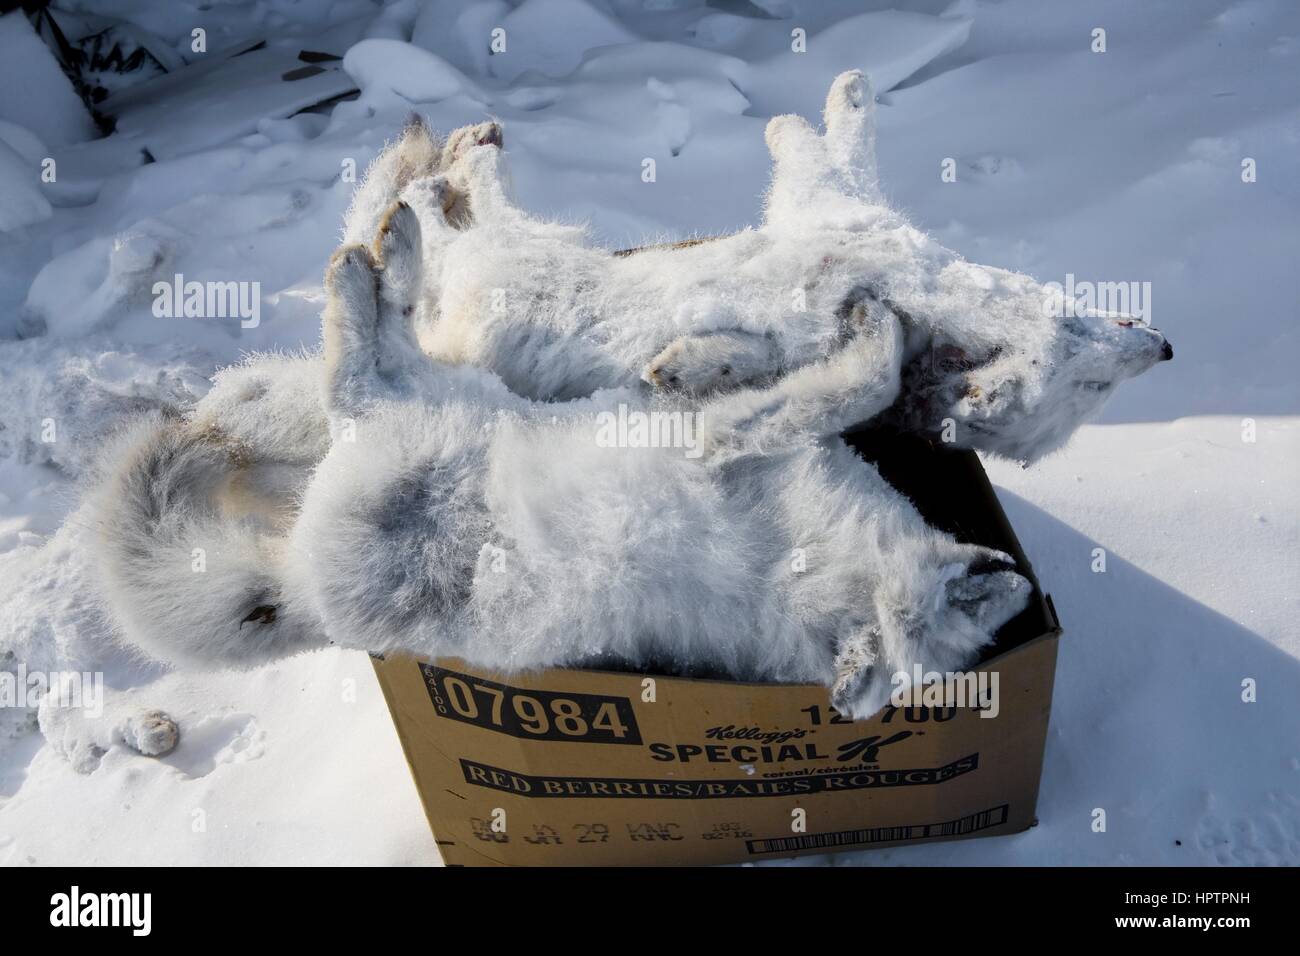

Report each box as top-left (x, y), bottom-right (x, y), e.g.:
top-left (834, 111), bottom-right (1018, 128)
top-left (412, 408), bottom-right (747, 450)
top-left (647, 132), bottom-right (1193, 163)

top-left (822, 69), bottom-right (876, 162)
top-left (375, 200), bottom-right (423, 317)
top-left (918, 547), bottom-right (1031, 655)
top-left (438, 122), bottom-right (505, 228)
top-left (944, 550), bottom-right (1031, 634)
top-left (830, 626), bottom-right (881, 716)
top-left (837, 547), bottom-right (1031, 719)
top-left (399, 175), bottom-right (454, 232)
top-left (643, 330), bottom-right (777, 394)
top-left (325, 243), bottom-right (379, 323)
top-left (323, 202), bottom-right (428, 414)
top-left (836, 289), bottom-right (900, 345)
top-left (440, 121), bottom-right (503, 168)
top-left (121, 709), bottom-right (180, 757)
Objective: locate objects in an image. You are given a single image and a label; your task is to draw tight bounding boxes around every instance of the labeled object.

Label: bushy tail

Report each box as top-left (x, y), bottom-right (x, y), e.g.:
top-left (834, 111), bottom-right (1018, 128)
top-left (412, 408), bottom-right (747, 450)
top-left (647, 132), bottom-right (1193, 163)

top-left (90, 415), bottom-right (320, 669)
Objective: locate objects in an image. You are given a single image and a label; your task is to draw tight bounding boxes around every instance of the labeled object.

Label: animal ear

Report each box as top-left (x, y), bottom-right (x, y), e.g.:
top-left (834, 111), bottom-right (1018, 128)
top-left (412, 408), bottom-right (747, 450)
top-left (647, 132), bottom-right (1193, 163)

top-left (822, 70), bottom-right (879, 200)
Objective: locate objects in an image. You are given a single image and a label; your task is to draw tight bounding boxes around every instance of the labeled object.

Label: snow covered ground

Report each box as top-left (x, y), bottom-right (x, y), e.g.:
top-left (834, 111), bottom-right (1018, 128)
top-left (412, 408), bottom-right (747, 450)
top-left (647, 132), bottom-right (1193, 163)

top-left (1, 0), bottom-right (1297, 866)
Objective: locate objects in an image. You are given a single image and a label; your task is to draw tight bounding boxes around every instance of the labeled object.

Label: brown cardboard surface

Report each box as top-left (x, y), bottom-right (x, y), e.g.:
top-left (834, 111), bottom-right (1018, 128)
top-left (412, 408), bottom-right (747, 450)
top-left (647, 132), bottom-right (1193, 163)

top-left (373, 631), bottom-right (1058, 866)
top-left (370, 429), bottom-right (1062, 866)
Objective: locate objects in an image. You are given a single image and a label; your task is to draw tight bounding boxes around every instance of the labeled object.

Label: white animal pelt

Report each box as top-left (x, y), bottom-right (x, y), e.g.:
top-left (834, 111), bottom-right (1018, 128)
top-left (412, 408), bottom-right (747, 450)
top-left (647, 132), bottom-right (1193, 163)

top-left (172, 72), bottom-right (1171, 499)
top-left (85, 354), bottom-right (333, 672)
top-left (84, 72), bottom-right (1171, 716)
top-left (93, 201), bottom-right (1031, 718)
top-left (410, 71), bottom-right (1172, 460)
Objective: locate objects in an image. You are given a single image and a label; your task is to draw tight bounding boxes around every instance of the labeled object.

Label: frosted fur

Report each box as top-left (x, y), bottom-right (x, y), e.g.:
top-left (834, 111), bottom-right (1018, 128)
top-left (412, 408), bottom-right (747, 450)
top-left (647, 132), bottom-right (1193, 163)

top-left (644, 329), bottom-right (779, 394)
top-left (73, 352), bottom-right (330, 673)
top-left (89, 415), bottom-right (323, 670)
top-left (341, 116), bottom-right (503, 247)
top-left (94, 199), bottom-right (1031, 718)
top-left (153, 73), bottom-right (1171, 498)
top-left (82, 72), bottom-right (1170, 719)
top-left (414, 71), bottom-right (1172, 460)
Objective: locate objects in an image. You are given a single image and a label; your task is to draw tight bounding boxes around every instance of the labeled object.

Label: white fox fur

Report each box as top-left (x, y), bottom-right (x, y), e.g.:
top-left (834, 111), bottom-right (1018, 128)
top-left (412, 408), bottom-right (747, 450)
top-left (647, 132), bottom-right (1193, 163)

top-left (412, 71), bottom-right (1171, 460)
top-left (81, 72), bottom-right (1173, 720)
top-left (209, 71), bottom-right (1170, 481)
top-left (94, 200), bottom-right (1031, 717)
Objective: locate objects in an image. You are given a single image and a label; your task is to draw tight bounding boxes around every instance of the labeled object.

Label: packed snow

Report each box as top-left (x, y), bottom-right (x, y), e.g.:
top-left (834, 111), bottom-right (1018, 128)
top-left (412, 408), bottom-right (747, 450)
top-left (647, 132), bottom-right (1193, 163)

top-left (0, 0), bottom-right (1297, 866)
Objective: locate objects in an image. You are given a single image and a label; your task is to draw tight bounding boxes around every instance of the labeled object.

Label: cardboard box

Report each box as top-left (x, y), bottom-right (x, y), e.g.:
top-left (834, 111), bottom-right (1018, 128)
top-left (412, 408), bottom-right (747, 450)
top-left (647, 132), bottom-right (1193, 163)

top-left (371, 427), bottom-right (1062, 866)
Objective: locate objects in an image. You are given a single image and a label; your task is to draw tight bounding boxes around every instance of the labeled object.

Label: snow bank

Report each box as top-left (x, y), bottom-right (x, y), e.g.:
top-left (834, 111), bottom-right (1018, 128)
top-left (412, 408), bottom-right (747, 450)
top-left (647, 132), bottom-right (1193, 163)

top-left (411, 0), bottom-right (511, 77)
top-left (107, 47), bottom-right (360, 162)
top-left (491, 0), bottom-right (638, 82)
top-left (0, 337), bottom-right (210, 476)
top-left (0, 141), bottom-right (51, 232)
top-left (741, 10), bottom-right (973, 113)
top-left (342, 39), bottom-right (485, 109)
top-left (0, 12), bottom-right (96, 148)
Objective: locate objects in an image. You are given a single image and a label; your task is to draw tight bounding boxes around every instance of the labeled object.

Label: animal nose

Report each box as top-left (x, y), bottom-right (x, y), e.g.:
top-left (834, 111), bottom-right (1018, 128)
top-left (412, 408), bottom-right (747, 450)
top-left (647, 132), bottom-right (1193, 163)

top-left (1159, 340), bottom-right (1173, 361)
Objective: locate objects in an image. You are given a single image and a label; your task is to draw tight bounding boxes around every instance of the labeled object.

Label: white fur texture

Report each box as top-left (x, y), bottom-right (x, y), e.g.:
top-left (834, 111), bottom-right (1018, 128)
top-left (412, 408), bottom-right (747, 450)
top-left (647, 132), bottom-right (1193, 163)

top-left (161, 74), bottom-right (1171, 498)
top-left (86, 73), bottom-right (1173, 716)
top-left (413, 71), bottom-right (1172, 460)
top-left (94, 199), bottom-right (1031, 718)
top-left (89, 411), bottom-right (323, 671)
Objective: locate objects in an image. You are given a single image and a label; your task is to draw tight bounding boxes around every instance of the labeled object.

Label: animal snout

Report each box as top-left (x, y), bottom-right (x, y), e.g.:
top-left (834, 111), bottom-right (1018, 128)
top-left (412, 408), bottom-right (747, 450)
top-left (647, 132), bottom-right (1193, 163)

top-left (1148, 327), bottom-right (1173, 362)
top-left (1116, 318), bottom-right (1173, 362)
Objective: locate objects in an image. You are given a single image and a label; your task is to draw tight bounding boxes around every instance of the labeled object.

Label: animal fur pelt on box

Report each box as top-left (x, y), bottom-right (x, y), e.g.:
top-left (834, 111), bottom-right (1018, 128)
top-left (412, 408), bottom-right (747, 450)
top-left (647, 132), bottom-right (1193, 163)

top-left (152, 70), bottom-right (1171, 506)
top-left (93, 199), bottom-right (1033, 717)
top-left (85, 71), bottom-right (1172, 719)
top-left (402, 70), bottom-right (1172, 462)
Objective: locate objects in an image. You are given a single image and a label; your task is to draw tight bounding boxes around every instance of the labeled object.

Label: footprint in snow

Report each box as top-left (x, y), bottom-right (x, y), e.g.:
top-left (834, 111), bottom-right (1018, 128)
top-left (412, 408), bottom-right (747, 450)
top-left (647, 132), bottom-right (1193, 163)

top-left (1193, 793), bottom-right (1300, 865)
top-left (161, 713), bottom-right (265, 779)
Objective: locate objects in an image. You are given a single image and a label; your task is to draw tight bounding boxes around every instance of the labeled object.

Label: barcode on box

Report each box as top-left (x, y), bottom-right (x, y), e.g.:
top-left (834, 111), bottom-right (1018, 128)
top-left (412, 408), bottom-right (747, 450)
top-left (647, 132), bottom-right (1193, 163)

top-left (746, 803), bottom-right (1009, 854)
